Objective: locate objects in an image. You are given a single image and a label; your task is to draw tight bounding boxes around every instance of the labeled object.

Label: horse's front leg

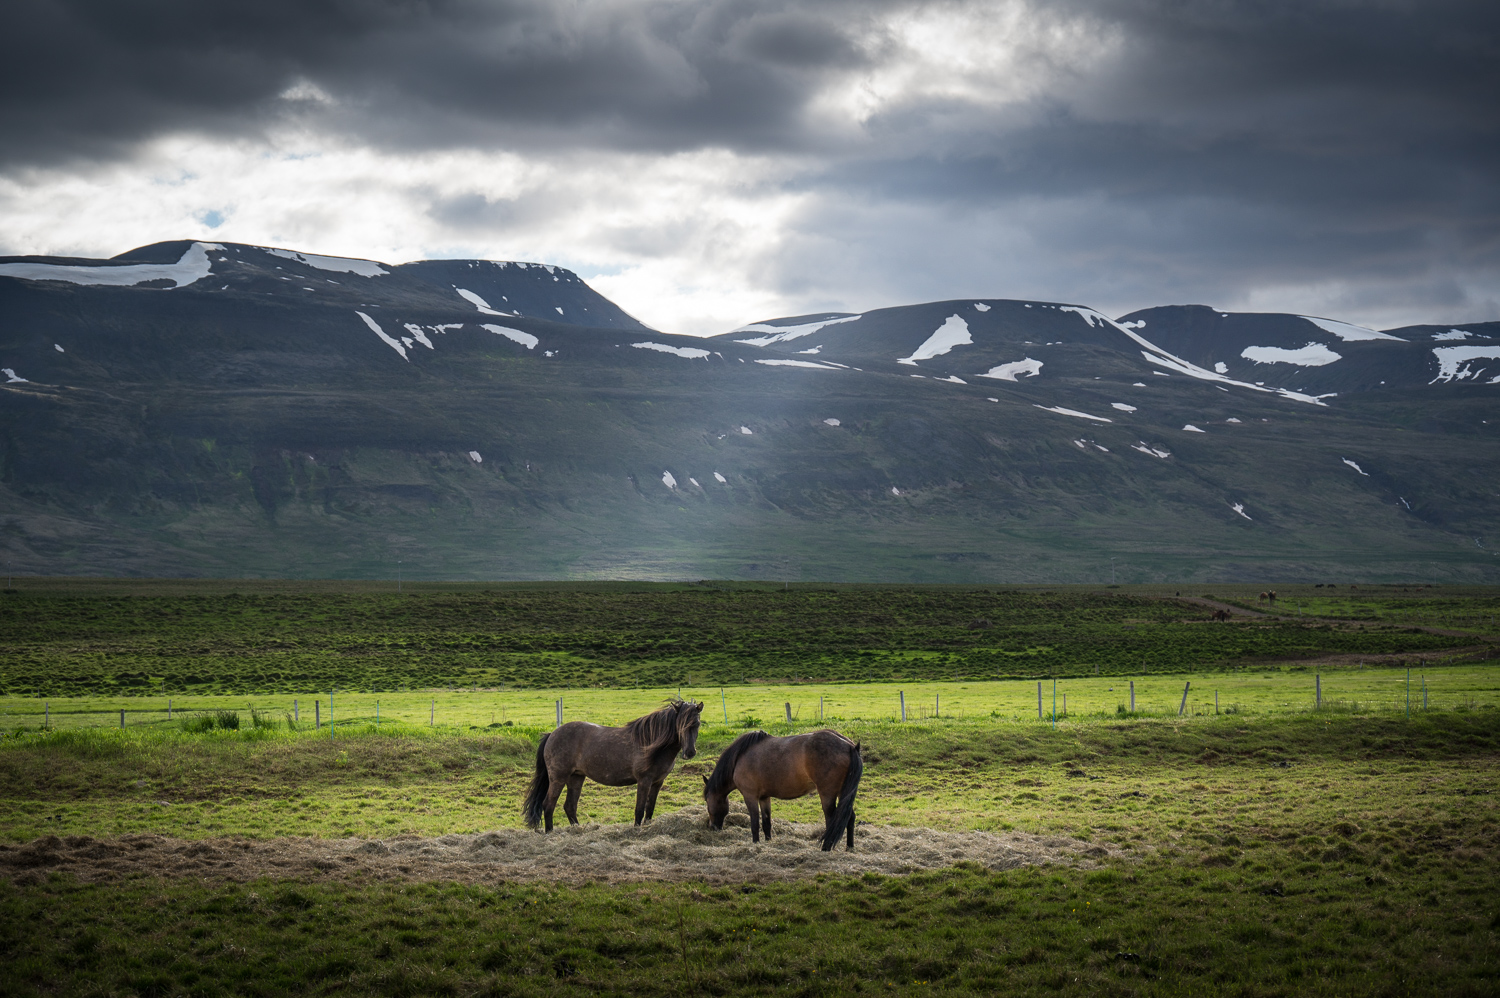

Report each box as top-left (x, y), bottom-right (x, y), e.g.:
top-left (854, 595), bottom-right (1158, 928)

top-left (760, 798), bottom-right (772, 841)
top-left (633, 780), bottom-right (652, 826)
top-left (744, 796), bottom-right (761, 843)
top-left (562, 773), bottom-right (585, 826)
top-left (644, 779), bottom-right (665, 821)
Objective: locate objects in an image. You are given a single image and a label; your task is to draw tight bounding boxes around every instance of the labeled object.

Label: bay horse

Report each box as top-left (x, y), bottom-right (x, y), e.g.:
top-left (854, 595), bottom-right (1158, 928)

top-left (703, 729), bottom-right (862, 851)
top-left (524, 697), bottom-right (704, 831)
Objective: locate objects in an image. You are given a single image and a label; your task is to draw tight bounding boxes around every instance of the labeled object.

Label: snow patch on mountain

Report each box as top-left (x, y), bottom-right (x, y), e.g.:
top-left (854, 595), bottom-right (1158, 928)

top-left (1241, 342), bottom-right (1342, 367)
top-left (713, 472), bottom-right (728, 483)
top-left (1183, 424), bottom-right (1205, 432)
top-left (1131, 442), bottom-right (1171, 459)
top-left (1231, 503), bottom-right (1251, 520)
top-left (1035, 405), bottom-right (1112, 422)
top-left (481, 324), bottom-right (539, 349)
top-left (456, 288), bottom-right (505, 315)
top-left (662, 471), bottom-right (677, 489)
top-left (978, 358), bottom-right (1043, 381)
top-left (265, 248), bottom-right (388, 277)
top-left (732, 315), bottom-right (861, 347)
top-left (3, 368), bottom-right (28, 383)
top-left (1299, 316), bottom-right (1404, 342)
top-left (755, 358), bottom-right (838, 369)
top-left (633, 341), bottom-right (710, 359)
top-left (824, 418), bottom-right (841, 426)
top-left (973, 303), bottom-right (991, 312)
top-left (1342, 458), bottom-right (1369, 476)
top-left (0, 242), bottom-right (220, 288)
top-left (1430, 346), bottom-right (1500, 383)
top-left (1432, 329), bottom-right (1471, 341)
top-left (1111, 403), bottom-right (1136, 412)
top-left (402, 324), bottom-right (436, 349)
top-left (468, 451), bottom-right (483, 464)
top-left (357, 311), bottom-right (407, 360)
top-left (898, 315), bottom-right (972, 365)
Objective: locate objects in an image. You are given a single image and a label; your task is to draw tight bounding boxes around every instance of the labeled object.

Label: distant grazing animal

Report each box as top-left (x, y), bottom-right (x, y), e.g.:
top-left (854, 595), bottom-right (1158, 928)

top-left (524, 697), bottom-right (704, 831)
top-left (1213, 609), bottom-right (1231, 621)
top-left (1259, 592), bottom-right (1269, 603)
top-left (704, 729), bottom-right (862, 850)
top-left (1268, 590), bottom-right (1278, 603)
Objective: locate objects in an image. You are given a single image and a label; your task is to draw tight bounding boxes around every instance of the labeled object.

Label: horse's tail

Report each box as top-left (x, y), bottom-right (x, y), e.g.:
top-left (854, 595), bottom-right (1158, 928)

top-left (822, 741), bottom-right (863, 851)
top-left (523, 733), bottom-right (551, 829)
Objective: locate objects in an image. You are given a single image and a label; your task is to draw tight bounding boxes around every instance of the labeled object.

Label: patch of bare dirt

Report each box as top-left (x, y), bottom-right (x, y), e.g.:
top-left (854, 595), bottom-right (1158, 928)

top-left (0, 807), bottom-right (1121, 886)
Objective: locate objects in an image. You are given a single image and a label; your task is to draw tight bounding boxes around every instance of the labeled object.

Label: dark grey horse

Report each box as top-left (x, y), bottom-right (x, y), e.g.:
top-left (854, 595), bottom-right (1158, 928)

top-left (523, 698), bottom-right (705, 831)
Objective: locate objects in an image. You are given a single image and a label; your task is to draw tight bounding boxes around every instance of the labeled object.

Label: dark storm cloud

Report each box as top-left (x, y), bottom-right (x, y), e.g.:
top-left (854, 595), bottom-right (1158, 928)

top-left (0, 0), bottom-right (891, 166)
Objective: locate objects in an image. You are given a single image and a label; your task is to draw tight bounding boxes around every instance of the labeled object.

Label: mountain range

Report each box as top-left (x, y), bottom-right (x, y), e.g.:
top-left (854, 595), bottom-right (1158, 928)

top-left (1, 240), bottom-right (1496, 582)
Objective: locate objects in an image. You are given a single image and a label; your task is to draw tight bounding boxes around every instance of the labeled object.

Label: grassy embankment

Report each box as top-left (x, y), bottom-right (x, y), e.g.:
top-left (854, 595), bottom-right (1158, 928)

top-left (3, 709), bottom-right (1499, 995)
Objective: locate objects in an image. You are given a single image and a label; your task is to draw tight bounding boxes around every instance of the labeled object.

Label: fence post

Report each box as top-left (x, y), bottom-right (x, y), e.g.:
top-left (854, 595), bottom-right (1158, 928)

top-left (376, 701), bottom-right (380, 725)
top-left (1037, 682), bottom-right (1043, 720)
top-left (1130, 681), bottom-right (1135, 713)
top-left (1315, 674), bottom-right (1322, 709)
top-left (1052, 678), bottom-right (1057, 729)
top-left (721, 688), bottom-right (728, 723)
top-left (315, 700), bottom-right (320, 729)
top-left (431, 698), bottom-right (435, 726)
top-left (784, 702), bottom-right (792, 723)
top-left (119, 708), bottom-right (125, 729)
top-left (1406, 669), bottom-right (1410, 718)
top-left (1062, 694), bottom-right (1066, 718)
top-left (899, 691), bottom-right (906, 722)
top-left (935, 693), bottom-right (940, 718)
top-left (168, 698), bottom-right (172, 720)
top-left (1215, 691), bottom-right (1219, 715)
top-left (330, 691), bottom-right (334, 739)
top-left (1178, 681), bottom-right (1191, 717)
top-left (820, 695), bottom-right (824, 721)
top-left (1422, 676), bottom-right (1427, 711)
top-left (556, 699), bottom-right (563, 729)
top-left (45, 702), bottom-right (49, 729)
top-left (293, 699), bottom-right (298, 723)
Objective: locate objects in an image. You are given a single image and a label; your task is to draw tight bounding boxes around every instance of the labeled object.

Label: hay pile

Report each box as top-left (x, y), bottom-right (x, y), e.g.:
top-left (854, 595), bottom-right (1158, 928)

top-left (0, 807), bottom-right (1119, 886)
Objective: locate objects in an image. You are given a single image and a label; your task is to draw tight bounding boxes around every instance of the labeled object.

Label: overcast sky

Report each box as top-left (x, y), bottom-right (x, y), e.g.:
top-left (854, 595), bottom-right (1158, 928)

top-left (2, 0), bottom-right (1497, 334)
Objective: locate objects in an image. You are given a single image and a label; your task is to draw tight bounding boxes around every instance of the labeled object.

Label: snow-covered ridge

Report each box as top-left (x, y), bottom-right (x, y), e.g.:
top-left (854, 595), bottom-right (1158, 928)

top-left (456, 288), bottom-right (506, 315)
top-left (481, 324), bottom-right (539, 350)
top-left (264, 248), bottom-right (388, 278)
top-left (755, 358), bottom-right (838, 369)
top-left (1062, 305), bottom-right (1334, 406)
top-left (0, 242), bottom-right (221, 288)
top-left (732, 315), bottom-right (861, 347)
top-left (1299, 315), bottom-right (1405, 343)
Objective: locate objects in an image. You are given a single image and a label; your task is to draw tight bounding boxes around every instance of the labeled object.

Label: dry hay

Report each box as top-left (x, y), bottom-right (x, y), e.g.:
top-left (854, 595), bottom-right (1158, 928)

top-left (0, 807), bottom-right (1120, 887)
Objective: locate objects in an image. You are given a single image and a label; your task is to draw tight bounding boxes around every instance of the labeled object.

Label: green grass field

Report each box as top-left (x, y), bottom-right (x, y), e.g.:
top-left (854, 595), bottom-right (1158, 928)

top-left (2, 581), bottom-right (1498, 996)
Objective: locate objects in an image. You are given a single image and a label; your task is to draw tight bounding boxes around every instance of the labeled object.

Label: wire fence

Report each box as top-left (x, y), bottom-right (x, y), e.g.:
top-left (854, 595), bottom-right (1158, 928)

top-left (1, 667), bottom-right (1492, 734)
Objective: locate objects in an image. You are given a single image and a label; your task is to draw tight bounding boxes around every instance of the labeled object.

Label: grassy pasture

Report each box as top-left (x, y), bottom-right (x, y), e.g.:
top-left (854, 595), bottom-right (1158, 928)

top-left (2, 711), bottom-right (1499, 995)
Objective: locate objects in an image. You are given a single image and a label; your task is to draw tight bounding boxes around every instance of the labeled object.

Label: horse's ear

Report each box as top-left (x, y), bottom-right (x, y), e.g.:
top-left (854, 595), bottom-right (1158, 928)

top-left (702, 774), bottom-right (709, 785)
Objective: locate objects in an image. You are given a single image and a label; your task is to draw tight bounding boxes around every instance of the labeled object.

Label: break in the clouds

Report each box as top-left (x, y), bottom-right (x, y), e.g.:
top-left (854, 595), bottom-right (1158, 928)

top-left (2, 0), bottom-right (1497, 334)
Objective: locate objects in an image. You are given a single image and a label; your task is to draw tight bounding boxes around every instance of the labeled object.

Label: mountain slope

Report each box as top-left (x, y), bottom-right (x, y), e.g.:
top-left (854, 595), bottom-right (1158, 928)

top-left (1, 243), bottom-right (1497, 582)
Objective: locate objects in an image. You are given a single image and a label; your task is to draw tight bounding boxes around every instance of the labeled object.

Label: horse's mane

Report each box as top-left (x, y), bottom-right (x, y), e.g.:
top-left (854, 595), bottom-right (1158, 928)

top-left (705, 729), bottom-right (771, 795)
top-left (624, 698), bottom-right (699, 747)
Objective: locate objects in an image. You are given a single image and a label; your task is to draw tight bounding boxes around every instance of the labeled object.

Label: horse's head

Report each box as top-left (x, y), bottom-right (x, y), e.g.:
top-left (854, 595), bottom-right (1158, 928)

top-left (675, 699), bottom-right (704, 759)
top-left (703, 774), bottom-right (729, 830)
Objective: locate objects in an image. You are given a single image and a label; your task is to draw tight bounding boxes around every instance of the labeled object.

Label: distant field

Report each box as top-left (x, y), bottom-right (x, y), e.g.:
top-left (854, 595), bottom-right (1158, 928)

top-left (1, 580), bottom-right (1492, 700)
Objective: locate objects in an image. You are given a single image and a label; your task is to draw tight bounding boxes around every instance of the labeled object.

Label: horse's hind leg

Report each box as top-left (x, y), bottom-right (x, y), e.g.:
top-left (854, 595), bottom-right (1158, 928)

top-left (760, 798), bottom-right (772, 841)
top-left (541, 769), bottom-right (567, 833)
top-left (562, 773), bottom-right (585, 826)
top-left (820, 794), bottom-right (838, 851)
top-left (744, 797), bottom-right (761, 843)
